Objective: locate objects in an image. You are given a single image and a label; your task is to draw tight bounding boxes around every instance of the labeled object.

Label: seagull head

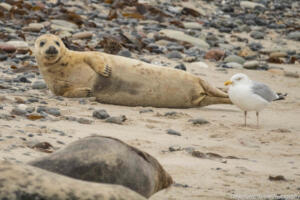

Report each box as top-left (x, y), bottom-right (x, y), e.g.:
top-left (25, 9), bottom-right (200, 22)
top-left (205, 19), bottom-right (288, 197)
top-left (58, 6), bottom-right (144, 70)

top-left (224, 73), bottom-right (251, 86)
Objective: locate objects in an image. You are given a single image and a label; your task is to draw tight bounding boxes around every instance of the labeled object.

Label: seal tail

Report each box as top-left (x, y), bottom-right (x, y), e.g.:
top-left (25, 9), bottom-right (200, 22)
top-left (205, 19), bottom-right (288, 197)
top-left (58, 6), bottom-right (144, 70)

top-left (198, 96), bottom-right (232, 107)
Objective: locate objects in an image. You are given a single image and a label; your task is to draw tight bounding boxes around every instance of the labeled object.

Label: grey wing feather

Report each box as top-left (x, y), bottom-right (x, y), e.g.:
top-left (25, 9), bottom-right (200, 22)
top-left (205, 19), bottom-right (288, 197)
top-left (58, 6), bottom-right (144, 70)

top-left (251, 82), bottom-right (278, 102)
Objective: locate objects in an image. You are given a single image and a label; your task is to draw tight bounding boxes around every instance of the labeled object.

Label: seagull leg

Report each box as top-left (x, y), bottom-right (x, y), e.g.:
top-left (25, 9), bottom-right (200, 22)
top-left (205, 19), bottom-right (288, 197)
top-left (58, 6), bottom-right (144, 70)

top-left (244, 111), bottom-right (247, 127)
top-left (256, 112), bottom-right (259, 128)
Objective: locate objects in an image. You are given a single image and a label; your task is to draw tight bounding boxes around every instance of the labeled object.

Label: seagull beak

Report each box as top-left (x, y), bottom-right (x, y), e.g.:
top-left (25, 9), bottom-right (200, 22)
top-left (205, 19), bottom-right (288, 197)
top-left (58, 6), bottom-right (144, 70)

top-left (224, 80), bottom-right (232, 86)
top-left (224, 81), bottom-right (232, 85)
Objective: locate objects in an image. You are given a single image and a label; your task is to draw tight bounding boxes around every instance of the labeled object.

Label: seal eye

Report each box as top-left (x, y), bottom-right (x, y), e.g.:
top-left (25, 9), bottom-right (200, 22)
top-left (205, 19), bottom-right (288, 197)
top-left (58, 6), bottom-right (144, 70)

top-left (40, 41), bottom-right (45, 47)
top-left (55, 41), bottom-right (60, 46)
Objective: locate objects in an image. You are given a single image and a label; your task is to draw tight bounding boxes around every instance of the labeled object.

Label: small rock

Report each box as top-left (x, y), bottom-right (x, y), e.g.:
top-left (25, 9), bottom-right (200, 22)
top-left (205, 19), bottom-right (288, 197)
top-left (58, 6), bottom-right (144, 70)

top-left (51, 19), bottom-right (78, 32)
top-left (243, 60), bottom-right (260, 69)
top-left (249, 43), bottom-right (263, 51)
top-left (6, 41), bottom-right (29, 49)
top-left (284, 71), bottom-right (299, 78)
top-left (188, 118), bottom-right (209, 125)
top-left (45, 108), bottom-right (61, 116)
top-left (139, 109), bottom-right (153, 114)
top-left (250, 31), bottom-right (264, 39)
top-left (167, 51), bottom-right (182, 59)
top-left (223, 62), bottom-right (243, 69)
top-left (240, 1), bottom-right (265, 9)
top-left (164, 111), bottom-right (177, 116)
top-left (183, 22), bottom-right (202, 30)
top-left (23, 23), bottom-right (44, 32)
top-left (190, 61), bottom-right (209, 69)
top-left (77, 118), bottom-right (92, 124)
top-left (93, 109), bottom-right (110, 119)
top-left (11, 108), bottom-right (27, 116)
top-left (32, 81), bottom-right (47, 89)
top-left (174, 63), bottom-right (186, 71)
top-left (204, 49), bottom-right (225, 61)
top-left (72, 32), bottom-right (93, 39)
top-left (287, 31), bottom-right (300, 41)
top-left (0, 43), bottom-right (16, 53)
top-left (269, 52), bottom-right (287, 58)
top-left (269, 175), bottom-right (286, 181)
top-left (105, 115), bottom-right (127, 125)
top-left (169, 145), bottom-right (182, 152)
top-left (0, 2), bottom-right (12, 11)
top-left (183, 56), bottom-right (197, 62)
top-left (166, 129), bottom-right (181, 136)
top-left (191, 150), bottom-right (205, 158)
top-left (119, 50), bottom-right (132, 58)
top-left (224, 55), bottom-right (245, 64)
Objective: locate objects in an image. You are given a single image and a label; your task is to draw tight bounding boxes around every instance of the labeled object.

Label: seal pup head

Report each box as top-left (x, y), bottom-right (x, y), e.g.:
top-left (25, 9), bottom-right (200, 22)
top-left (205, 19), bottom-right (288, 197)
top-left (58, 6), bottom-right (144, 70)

top-left (35, 34), bottom-right (67, 65)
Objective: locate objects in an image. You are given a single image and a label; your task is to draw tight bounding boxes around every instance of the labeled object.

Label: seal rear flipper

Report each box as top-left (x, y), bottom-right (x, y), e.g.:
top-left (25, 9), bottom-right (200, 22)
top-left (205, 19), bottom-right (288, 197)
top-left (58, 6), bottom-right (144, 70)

top-left (84, 54), bottom-right (111, 78)
top-left (63, 87), bottom-right (92, 98)
top-left (199, 78), bottom-right (229, 98)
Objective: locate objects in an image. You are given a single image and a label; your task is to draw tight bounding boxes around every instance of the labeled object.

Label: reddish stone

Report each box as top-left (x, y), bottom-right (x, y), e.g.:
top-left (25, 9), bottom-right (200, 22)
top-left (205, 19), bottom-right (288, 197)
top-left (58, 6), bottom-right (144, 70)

top-left (204, 49), bottom-right (225, 61)
top-left (0, 43), bottom-right (16, 53)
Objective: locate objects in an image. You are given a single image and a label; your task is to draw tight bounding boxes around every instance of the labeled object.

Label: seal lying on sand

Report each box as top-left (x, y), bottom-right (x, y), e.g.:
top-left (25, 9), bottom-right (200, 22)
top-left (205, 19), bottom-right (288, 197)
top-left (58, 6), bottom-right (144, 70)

top-left (29, 135), bottom-right (173, 198)
top-left (35, 34), bottom-right (231, 108)
top-left (0, 160), bottom-right (146, 200)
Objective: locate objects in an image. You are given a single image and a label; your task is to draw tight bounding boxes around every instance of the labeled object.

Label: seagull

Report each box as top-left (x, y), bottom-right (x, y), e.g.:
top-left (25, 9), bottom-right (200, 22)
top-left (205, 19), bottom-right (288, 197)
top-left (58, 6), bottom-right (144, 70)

top-left (224, 73), bottom-right (285, 127)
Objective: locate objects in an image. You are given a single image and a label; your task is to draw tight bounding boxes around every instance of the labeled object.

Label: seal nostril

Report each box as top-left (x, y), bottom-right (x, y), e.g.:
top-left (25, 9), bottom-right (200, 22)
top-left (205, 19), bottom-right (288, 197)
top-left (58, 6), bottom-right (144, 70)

top-left (46, 46), bottom-right (58, 55)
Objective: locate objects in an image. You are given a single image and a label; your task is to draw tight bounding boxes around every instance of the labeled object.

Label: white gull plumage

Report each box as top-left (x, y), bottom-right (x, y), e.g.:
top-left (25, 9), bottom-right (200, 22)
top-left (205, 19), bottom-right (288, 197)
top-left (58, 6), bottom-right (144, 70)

top-left (225, 73), bottom-right (279, 127)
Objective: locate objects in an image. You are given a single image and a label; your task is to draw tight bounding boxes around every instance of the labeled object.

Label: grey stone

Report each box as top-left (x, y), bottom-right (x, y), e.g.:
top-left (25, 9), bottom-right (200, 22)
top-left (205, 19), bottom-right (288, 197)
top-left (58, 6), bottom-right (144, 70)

top-left (11, 108), bottom-right (27, 116)
top-left (167, 51), bottom-right (182, 59)
top-left (29, 136), bottom-right (173, 198)
top-left (166, 129), bottom-right (182, 136)
top-left (188, 118), bottom-right (209, 125)
top-left (119, 50), bottom-right (132, 58)
top-left (105, 115), bottom-right (127, 124)
top-left (45, 107), bottom-right (61, 116)
top-left (0, 160), bottom-right (146, 200)
top-left (224, 55), bottom-right (246, 64)
top-left (51, 19), bottom-right (78, 32)
top-left (243, 60), bottom-right (260, 69)
top-left (77, 117), bottom-right (92, 124)
top-left (240, 1), bottom-right (265, 9)
top-left (93, 109), bottom-right (110, 119)
top-left (32, 81), bottom-right (47, 89)
top-left (223, 62), bottom-right (243, 69)
top-left (159, 29), bottom-right (210, 49)
top-left (250, 31), bottom-right (264, 39)
top-left (287, 31), bottom-right (300, 41)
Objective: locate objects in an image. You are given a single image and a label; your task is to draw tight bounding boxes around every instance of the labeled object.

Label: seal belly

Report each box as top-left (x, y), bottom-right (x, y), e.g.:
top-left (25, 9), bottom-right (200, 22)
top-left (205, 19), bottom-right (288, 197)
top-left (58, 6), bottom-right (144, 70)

top-left (94, 55), bottom-right (204, 108)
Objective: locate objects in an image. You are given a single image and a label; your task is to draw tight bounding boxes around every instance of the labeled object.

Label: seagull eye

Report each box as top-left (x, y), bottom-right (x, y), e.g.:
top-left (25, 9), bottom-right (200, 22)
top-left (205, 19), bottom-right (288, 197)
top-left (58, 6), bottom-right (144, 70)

top-left (40, 41), bottom-right (45, 47)
top-left (55, 41), bottom-right (60, 46)
top-left (236, 77), bottom-right (242, 81)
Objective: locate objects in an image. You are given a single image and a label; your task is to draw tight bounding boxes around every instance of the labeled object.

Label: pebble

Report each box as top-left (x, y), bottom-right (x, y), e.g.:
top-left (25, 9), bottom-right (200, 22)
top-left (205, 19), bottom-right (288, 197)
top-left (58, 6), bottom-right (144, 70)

top-left (250, 31), bottom-right (264, 39)
top-left (105, 115), bottom-right (127, 125)
top-left (174, 63), bottom-right (186, 71)
top-left (169, 145), bottom-right (182, 152)
top-left (72, 32), bottom-right (93, 39)
top-left (45, 108), bottom-right (61, 117)
top-left (93, 109), bottom-right (110, 119)
top-left (23, 23), bottom-right (44, 32)
top-left (0, 43), bottom-right (16, 53)
top-left (188, 118), bottom-right (209, 125)
top-left (243, 60), bottom-right (260, 69)
top-left (204, 49), bottom-right (225, 61)
top-left (167, 51), bottom-right (182, 59)
top-left (119, 50), bottom-right (132, 58)
top-left (51, 19), bottom-right (78, 32)
top-left (6, 41), bottom-right (29, 49)
top-left (139, 109), bottom-right (153, 114)
top-left (190, 62), bottom-right (209, 69)
top-left (224, 55), bottom-right (245, 65)
top-left (0, 2), bottom-right (12, 11)
top-left (284, 71), bottom-right (299, 79)
top-left (32, 81), bottom-right (47, 89)
top-left (223, 62), bottom-right (243, 69)
top-left (269, 52), bottom-right (287, 58)
top-left (159, 29), bottom-right (210, 49)
top-left (287, 31), bottom-right (300, 41)
top-left (183, 22), bottom-right (202, 30)
top-left (166, 129), bottom-right (182, 136)
top-left (77, 118), bottom-right (93, 124)
top-left (240, 1), bottom-right (265, 9)
top-left (183, 56), bottom-right (197, 62)
top-left (11, 108), bottom-right (27, 116)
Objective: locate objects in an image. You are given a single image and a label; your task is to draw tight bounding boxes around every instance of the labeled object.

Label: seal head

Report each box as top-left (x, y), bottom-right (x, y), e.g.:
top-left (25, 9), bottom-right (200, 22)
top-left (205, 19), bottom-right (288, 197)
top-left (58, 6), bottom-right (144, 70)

top-left (35, 34), bottom-right (66, 65)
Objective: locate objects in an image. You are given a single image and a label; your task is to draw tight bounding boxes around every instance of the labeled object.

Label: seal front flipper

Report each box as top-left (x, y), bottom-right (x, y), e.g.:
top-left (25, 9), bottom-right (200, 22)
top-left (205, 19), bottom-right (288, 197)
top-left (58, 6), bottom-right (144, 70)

top-left (63, 87), bottom-right (92, 98)
top-left (84, 54), bottom-right (111, 78)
